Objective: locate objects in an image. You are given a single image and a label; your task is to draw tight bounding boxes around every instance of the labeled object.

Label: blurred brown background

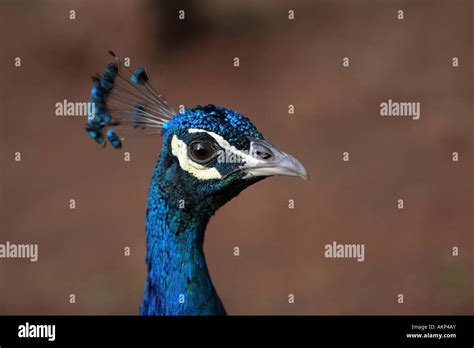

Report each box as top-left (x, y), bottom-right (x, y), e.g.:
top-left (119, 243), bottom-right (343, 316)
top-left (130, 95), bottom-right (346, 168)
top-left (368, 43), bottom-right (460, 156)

top-left (1, 0), bottom-right (473, 315)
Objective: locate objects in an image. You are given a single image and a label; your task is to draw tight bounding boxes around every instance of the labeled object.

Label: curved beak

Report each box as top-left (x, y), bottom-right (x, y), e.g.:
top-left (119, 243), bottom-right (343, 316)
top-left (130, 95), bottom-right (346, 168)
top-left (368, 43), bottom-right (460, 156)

top-left (241, 137), bottom-right (308, 180)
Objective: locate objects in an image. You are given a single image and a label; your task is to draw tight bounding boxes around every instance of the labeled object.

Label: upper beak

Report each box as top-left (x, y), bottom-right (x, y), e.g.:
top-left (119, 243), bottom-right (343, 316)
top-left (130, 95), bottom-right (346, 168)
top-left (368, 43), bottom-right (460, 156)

top-left (240, 137), bottom-right (308, 180)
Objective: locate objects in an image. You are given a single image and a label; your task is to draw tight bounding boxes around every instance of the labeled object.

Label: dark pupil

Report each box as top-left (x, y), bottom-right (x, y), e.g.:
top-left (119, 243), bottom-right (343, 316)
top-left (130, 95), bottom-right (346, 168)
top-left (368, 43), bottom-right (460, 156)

top-left (190, 142), bottom-right (213, 161)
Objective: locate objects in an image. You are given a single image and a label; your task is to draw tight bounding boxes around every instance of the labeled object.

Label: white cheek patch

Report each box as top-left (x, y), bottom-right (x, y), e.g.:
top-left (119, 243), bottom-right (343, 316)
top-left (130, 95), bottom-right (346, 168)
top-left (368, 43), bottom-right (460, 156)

top-left (188, 128), bottom-right (260, 167)
top-left (170, 135), bottom-right (222, 180)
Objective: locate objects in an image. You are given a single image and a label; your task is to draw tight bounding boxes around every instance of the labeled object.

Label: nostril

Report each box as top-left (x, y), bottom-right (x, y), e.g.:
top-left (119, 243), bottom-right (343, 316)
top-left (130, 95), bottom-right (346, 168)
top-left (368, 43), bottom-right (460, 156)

top-left (256, 150), bottom-right (272, 160)
top-left (249, 138), bottom-right (274, 160)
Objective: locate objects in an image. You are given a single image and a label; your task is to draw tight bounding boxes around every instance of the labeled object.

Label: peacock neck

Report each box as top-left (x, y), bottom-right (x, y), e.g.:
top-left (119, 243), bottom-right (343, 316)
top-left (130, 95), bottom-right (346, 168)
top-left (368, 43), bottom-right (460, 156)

top-left (140, 165), bottom-right (226, 316)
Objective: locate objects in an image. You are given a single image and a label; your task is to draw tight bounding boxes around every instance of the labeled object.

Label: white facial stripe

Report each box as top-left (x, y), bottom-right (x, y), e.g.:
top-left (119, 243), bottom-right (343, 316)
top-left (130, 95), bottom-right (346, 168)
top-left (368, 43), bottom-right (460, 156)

top-left (188, 128), bottom-right (261, 167)
top-left (170, 135), bottom-right (222, 180)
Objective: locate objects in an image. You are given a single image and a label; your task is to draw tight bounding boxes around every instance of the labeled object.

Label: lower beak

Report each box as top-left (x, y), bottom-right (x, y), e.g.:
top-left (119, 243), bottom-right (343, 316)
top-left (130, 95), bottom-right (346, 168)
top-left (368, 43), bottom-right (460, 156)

top-left (241, 137), bottom-right (308, 180)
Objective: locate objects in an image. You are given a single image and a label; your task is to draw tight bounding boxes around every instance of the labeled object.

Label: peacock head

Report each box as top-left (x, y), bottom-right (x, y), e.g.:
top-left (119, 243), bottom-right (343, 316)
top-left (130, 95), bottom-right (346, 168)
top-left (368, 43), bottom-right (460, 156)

top-left (156, 104), bottom-right (307, 209)
top-left (85, 52), bottom-right (307, 212)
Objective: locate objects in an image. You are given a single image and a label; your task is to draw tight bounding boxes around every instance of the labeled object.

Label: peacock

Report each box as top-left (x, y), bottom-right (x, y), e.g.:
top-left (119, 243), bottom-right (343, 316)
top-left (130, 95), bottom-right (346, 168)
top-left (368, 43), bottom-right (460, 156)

top-left (85, 51), bottom-right (308, 315)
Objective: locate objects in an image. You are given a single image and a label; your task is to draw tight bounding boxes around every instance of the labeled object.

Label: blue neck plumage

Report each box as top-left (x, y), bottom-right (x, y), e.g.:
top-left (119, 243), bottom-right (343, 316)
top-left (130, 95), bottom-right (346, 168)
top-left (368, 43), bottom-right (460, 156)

top-left (140, 162), bottom-right (226, 316)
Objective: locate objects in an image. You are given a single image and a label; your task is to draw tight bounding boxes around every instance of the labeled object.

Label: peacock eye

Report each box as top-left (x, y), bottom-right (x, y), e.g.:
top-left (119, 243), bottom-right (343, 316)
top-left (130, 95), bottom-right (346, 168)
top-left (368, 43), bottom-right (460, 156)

top-left (188, 140), bottom-right (218, 163)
